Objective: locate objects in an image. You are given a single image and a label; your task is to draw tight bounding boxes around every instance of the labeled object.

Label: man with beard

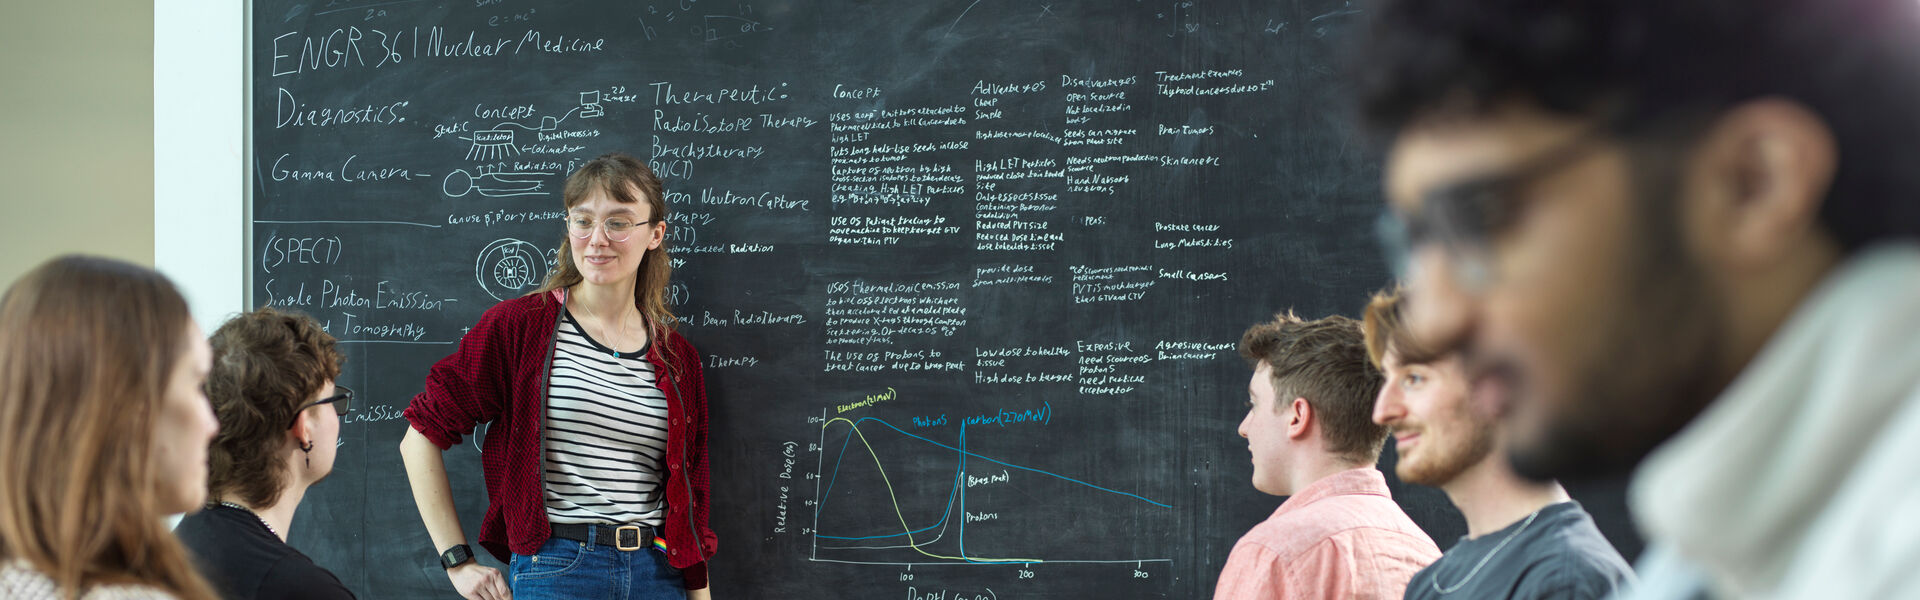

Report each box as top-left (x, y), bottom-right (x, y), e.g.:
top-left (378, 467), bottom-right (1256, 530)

top-left (1215, 312), bottom-right (1440, 600)
top-left (1352, 0), bottom-right (1920, 597)
top-left (1365, 288), bottom-right (1632, 599)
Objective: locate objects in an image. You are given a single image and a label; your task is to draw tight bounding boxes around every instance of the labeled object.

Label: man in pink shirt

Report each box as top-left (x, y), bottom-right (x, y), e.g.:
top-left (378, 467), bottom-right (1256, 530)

top-left (1216, 312), bottom-right (1442, 600)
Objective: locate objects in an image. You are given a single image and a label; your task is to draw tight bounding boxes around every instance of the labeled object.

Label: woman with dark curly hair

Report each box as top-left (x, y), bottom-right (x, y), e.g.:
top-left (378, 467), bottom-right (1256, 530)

top-left (175, 307), bottom-right (356, 599)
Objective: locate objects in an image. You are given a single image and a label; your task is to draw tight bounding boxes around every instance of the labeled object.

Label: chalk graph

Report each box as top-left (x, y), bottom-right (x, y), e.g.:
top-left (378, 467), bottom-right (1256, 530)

top-left (810, 412), bottom-right (1172, 566)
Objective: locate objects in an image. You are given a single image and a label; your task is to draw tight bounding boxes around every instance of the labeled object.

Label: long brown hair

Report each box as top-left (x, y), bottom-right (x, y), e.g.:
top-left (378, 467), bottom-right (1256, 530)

top-left (533, 153), bottom-right (682, 365)
top-left (0, 256), bottom-right (218, 600)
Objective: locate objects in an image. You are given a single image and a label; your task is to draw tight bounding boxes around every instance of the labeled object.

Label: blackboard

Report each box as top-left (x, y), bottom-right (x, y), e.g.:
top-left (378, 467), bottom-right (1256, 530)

top-left (249, 1), bottom-right (1637, 597)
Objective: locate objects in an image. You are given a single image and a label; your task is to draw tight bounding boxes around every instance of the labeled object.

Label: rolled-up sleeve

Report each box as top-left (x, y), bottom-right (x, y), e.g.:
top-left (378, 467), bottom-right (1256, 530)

top-left (404, 303), bottom-right (518, 449)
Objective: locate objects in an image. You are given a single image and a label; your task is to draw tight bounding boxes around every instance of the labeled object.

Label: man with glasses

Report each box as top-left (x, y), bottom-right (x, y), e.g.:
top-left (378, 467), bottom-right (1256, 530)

top-left (177, 307), bottom-right (358, 599)
top-left (1364, 288), bottom-right (1632, 599)
top-left (1351, 0), bottom-right (1920, 597)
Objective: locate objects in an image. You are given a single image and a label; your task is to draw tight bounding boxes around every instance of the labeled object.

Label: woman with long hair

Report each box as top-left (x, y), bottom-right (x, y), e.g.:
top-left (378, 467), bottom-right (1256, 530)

top-left (174, 307), bottom-right (356, 599)
top-left (401, 152), bottom-right (717, 600)
top-left (0, 255), bottom-right (222, 600)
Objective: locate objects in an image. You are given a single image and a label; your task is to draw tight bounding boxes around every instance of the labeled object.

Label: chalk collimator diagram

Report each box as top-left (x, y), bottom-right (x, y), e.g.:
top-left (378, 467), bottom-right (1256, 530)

top-left (447, 95), bottom-right (607, 197)
top-left (812, 413), bottom-right (1173, 566)
top-left (461, 99), bottom-right (598, 162)
top-left (466, 129), bottom-right (520, 161)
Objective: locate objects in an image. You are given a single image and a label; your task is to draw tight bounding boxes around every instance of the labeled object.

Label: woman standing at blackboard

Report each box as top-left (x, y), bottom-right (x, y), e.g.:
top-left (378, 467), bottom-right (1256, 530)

top-left (400, 153), bottom-right (717, 600)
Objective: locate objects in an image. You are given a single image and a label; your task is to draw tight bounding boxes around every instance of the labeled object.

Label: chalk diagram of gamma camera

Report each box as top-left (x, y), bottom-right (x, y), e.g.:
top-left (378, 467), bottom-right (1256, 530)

top-left (444, 167), bottom-right (554, 198)
top-left (475, 238), bottom-right (550, 301)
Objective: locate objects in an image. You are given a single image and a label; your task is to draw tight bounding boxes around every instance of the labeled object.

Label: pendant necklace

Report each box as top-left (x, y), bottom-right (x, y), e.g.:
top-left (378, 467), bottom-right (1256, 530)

top-left (216, 501), bottom-right (279, 539)
top-left (1429, 506), bottom-right (1545, 594)
top-left (575, 296), bottom-right (636, 359)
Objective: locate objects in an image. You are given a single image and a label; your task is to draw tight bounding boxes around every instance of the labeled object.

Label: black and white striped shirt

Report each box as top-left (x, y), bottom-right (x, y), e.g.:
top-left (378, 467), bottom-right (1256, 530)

top-left (542, 310), bottom-right (669, 526)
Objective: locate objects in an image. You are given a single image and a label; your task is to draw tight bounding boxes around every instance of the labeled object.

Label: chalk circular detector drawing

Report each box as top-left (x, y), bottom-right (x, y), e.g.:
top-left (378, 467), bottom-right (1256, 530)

top-left (475, 238), bottom-right (550, 300)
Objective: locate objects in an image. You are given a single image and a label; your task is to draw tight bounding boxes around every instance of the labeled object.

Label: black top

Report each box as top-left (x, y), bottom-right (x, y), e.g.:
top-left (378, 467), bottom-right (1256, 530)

top-left (176, 504), bottom-right (356, 600)
top-left (1405, 501), bottom-right (1635, 600)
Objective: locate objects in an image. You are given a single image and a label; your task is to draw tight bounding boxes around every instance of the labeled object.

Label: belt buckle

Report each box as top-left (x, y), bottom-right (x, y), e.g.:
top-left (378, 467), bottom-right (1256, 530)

top-left (614, 525), bottom-right (645, 551)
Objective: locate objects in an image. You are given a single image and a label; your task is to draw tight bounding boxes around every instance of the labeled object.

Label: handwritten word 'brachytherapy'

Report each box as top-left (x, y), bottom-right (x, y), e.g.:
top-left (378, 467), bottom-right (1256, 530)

top-left (651, 136), bottom-right (765, 161)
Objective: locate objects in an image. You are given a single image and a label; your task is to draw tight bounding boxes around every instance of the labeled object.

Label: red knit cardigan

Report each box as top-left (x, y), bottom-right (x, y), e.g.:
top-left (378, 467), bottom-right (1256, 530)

top-left (404, 291), bottom-right (716, 588)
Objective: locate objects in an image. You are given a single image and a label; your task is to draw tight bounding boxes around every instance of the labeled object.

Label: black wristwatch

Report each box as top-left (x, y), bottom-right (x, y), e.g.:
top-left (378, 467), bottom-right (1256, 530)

top-left (439, 544), bottom-right (474, 570)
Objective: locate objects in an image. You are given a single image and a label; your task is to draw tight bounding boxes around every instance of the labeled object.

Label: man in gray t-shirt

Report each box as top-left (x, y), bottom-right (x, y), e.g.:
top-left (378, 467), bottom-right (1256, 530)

top-left (1365, 289), bottom-right (1634, 599)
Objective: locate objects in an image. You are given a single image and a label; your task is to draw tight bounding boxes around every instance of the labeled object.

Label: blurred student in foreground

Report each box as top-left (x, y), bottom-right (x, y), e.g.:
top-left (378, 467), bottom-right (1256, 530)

top-left (1215, 312), bottom-right (1439, 600)
top-left (1354, 0), bottom-right (1920, 596)
top-left (176, 308), bottom-right (357, 599)
top-left (0, 255), bottom-right (221, 599)
top-left (1365, 288), bottom-right (1632, 599)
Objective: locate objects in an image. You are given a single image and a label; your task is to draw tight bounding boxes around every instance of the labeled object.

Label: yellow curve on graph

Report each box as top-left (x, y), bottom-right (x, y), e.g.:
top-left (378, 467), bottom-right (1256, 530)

top-left (823, 417), bottom-right (1039, 563)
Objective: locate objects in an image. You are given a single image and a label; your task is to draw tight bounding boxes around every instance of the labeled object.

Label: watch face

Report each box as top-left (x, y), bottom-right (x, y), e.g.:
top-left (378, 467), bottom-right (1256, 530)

top-left (442, 545), bottom-right (471, 568)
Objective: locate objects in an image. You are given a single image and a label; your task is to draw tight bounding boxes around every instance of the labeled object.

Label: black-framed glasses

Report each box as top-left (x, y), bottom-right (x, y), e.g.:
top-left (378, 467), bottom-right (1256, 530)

top-left (288, 386), bottom-right (353, 429)
top-left (1376, 129), bottom-right (1607, 290)
top-left (565, 214), bottom-right (658, 242)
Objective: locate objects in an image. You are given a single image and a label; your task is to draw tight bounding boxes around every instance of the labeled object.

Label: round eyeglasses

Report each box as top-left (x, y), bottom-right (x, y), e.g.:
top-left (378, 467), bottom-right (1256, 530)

top-left (566, 214), bottom-right (657, 243)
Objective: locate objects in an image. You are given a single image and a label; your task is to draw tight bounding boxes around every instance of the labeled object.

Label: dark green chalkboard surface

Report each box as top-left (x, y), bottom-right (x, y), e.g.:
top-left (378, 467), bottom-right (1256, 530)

top-left (250, 1), bottom-right (1636, 597)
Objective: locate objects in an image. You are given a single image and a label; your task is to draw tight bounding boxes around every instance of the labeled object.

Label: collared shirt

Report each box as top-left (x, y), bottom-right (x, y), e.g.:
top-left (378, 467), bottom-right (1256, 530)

top-left (1214, 467), bottom-right (1442, 600)
top-left (404, 291), bottom-right (716, 589)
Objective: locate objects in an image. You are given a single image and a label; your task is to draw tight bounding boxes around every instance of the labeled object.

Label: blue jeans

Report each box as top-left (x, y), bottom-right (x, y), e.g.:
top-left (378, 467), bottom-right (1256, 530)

top-left (509, 529), bottom-right (685, 600)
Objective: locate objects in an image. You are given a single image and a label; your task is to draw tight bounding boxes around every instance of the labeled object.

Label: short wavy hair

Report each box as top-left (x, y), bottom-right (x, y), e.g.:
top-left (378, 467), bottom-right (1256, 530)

top-left (1240, 311), bottom-right (1388, 463)
top-left (205, 307), bottom-right (342, 508)
top-left (1360, 286), bottom-right (1437, 369)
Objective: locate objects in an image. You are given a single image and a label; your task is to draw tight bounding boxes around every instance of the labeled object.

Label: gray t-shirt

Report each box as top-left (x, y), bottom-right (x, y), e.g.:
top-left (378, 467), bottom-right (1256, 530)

top-left (1404, 501), bottom-right (1634, 600)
